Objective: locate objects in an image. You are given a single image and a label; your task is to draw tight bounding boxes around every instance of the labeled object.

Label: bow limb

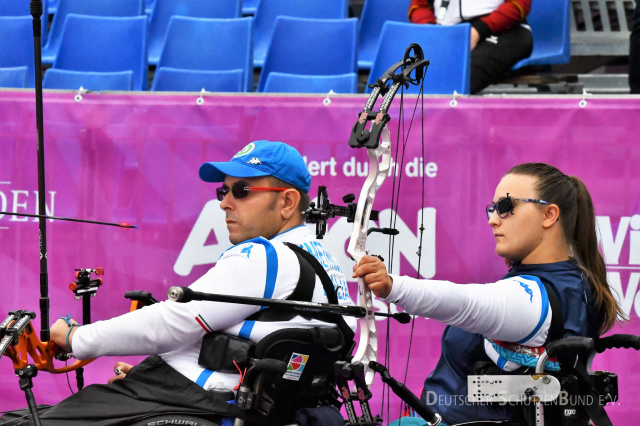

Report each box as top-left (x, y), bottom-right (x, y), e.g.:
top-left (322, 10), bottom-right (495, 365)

top-left (347, 126), bottom-right (392, 386)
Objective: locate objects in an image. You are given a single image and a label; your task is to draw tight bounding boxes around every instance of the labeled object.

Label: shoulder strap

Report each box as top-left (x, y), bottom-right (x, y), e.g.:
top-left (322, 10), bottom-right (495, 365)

top-left (247, 242), bottom-right (355, 344)
top-left (542, 282), bottom-right (564, 344)
top-left (246, 246), bottom-right (315, 322)
top-left (284, 243), bottom-right (340, 305)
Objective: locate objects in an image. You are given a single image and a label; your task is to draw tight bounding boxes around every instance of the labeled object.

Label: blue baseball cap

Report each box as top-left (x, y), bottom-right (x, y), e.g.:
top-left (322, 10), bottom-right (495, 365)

top-left (199, 141), bottom-right (311, 193)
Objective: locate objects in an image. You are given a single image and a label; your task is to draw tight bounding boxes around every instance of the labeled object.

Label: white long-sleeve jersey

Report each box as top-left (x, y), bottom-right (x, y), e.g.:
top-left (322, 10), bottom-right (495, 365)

top-left (384, 273), bottom-right (553, 370)
top-left (72, 225), bottom-right (356, 390)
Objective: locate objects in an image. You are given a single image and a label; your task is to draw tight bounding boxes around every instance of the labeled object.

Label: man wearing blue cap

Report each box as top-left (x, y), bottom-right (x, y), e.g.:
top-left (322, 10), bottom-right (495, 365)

top-left (5, 141), bottom-right (354, 425)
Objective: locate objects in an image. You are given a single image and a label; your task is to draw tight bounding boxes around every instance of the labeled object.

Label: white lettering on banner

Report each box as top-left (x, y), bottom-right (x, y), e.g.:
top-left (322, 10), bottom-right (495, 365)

top-left (0, 188), bottom-right (56, 223)
top-left (597, 216), bottom-right (631, 264)
top-left (317, 208), bottom-right (436, 282)
top-left (11, 190), bottom-right (29, 221)
top-left (174, 204), bottom-right (437, 283)
top-left (302, 156), bottom-right (438, 179)
top-left (597, 215), bottom-right (640, 318)
top-left (173, 200), bottom-right (229, 276)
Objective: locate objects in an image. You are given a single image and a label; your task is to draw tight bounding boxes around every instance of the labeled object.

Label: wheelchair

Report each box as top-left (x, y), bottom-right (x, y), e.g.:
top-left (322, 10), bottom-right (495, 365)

top-left (125, 332), bottom-right (638, 426)
top-left (460, 334), bottom-right (639, 426)
top-left (127, 326), bottom-right (352, 426)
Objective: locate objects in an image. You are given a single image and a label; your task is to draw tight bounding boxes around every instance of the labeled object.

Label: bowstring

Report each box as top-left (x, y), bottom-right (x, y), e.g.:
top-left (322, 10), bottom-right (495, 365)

top-left (400, 77), bottom-right (427, 421)
top-left (381, 71), bottom-right (426, 424)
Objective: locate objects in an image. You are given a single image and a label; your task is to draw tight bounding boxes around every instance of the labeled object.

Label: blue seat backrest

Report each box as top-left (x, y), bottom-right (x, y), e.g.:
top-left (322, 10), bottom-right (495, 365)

top-left (42, 69), bottom-right (135, 91)
top-left (0, 16), bottom-right (37, 88)
top-left (157, 16), bottom-right (253, 91)
top-left (42, 0), bottom-right (144, 64)
top-left (148, 0), bottom-right (241, 65)
top-left (0, 0), bottom-right (49, 46)
top-left (263, 72), bottom-right (358, 94)
top-left (257, 16), bottom-right (357, 92)
top-left (242, 0), bottom-right (260, 16)
top-left (367, 21), bottom-right (471, 95)
top-left (357, 0), bottom-right (411, 70)
top-left (0, 66), bottom-right (29, 89)
top-left (252, 0), bottom-right (348, 67)
top-left (513, 0), bottom-right (571, 69)
top-left (151, 67), bottom-right (245, 92)
top-left (53, 14), bottom-right (149, 90)
top-left (48, 0), bottom-right (58, 14)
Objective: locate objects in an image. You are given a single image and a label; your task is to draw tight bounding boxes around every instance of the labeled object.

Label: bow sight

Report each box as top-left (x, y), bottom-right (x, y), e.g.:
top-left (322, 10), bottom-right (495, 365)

top-left (304, 186), bottom-right (398, 240)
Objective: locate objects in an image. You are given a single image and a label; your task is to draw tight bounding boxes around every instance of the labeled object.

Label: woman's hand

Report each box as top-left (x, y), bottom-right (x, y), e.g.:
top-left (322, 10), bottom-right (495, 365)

top-left (108, 362), bottom-right (133, 384)
top-left (353, 255), bottom-right (394, 299)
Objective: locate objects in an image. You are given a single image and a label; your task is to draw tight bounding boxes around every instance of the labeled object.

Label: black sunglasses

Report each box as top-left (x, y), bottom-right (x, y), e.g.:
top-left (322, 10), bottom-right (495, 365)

top-left (486, 193), bottom-right (549, 220)
top-left (216, 181), bottom-right (289, 201)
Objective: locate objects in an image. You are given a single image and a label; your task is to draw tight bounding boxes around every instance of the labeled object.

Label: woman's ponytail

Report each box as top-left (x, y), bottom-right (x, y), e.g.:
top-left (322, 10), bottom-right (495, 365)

top-left (570, 176), bottom-right (625, 333)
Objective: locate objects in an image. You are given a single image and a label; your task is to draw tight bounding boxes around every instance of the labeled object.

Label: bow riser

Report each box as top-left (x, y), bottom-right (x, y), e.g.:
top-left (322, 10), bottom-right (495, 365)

top-left (3, 322), bottom-right (93, 373)
top-left (347, 126), bottom-right (391, 386)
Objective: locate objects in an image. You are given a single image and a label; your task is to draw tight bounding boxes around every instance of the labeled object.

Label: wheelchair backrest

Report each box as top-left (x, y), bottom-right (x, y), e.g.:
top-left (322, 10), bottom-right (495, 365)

top-left (247, 326), bottom-right (351, 423)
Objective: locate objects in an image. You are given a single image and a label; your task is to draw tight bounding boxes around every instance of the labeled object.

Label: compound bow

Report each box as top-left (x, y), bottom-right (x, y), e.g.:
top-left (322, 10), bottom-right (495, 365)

top-left (346, 44), bottom-right (429, 388)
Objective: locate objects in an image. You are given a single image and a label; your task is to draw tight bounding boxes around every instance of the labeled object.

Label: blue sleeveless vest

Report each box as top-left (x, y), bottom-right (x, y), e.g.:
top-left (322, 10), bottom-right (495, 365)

top-left (419, 260), bottom-right (602, 424)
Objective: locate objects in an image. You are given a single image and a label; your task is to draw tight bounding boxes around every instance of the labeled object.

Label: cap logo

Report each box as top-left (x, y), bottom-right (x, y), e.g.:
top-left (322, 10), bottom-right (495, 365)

top-left (247, 157), bottom-right (262, 165)
top-left (233, 143), bottom-right (255, 158)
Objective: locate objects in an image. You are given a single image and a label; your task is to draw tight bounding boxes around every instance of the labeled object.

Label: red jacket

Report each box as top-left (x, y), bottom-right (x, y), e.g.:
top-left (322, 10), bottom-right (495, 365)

top-left (408, 0), bottom-right (531, 39)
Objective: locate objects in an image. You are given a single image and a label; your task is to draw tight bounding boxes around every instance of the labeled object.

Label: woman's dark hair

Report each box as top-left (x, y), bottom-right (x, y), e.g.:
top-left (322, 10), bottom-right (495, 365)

top-left (507, 163), bottom-right (625, 333)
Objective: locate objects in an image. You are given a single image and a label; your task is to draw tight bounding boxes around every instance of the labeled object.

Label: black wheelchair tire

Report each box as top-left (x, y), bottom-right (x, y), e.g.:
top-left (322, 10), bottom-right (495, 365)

top-left (128, 414), bottom-right (221, 426)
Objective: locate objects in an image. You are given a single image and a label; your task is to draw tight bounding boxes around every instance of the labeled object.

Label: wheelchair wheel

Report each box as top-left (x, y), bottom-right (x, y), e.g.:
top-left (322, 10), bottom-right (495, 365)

top-left (129, 414), bottom-right (221, 426)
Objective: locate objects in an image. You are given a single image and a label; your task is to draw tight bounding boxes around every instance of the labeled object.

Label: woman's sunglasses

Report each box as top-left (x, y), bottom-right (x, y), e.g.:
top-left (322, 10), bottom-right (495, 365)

top-left (486, 193), bottom-right (549, 220)
top-left (216, 181), bottom-right (289, 201)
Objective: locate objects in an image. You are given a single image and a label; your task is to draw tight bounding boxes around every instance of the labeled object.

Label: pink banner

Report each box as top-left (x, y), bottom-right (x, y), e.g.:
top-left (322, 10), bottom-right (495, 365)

top-left (1, 91), bottom-right (639, 424)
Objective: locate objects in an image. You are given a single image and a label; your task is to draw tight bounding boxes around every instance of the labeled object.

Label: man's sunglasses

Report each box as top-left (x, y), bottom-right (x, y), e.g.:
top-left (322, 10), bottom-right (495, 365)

top-left (486, 193), bottom-right (549, 220)
top-left (216, 182), bottom-right (289, 201)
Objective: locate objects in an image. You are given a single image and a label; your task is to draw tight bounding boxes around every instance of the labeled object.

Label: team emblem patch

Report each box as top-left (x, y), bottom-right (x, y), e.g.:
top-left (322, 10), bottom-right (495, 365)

top-left (233, 142), bottom-right (255, 158)
top-left (283, 352), bottom-right (309, 381)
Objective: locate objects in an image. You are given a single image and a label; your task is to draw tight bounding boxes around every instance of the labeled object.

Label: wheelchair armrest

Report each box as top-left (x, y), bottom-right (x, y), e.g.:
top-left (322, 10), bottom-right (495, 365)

top-left (545, 336), bottom-right (594, 360)
top-left (595, 334), bottom-right (640, 353)
top-left (124, 291), bottom-right (158, 304)
top-left (236, 359), bottom-right (287, 414)
top-left (243, 359), bottom-right (287, 386)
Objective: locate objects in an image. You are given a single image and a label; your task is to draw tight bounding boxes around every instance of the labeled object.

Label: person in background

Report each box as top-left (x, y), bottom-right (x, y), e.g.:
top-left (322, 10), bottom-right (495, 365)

top-left (408, 0), bottom-right (533, 94)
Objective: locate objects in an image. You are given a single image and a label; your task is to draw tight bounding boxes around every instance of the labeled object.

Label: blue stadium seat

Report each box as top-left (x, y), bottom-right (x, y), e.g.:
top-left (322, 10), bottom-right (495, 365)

top-left (49, 0), bottom-right (58, 14)
top-left (155, 16), bottom-right (253, 91)
top-left (257, 16), bottom-right (357, 92)
top-left (252, 0), bottom-right (348, 67)
top-left (0, 16), bottom-right (37, 88)
top-left (242, 0), bottom-right (260, 16)
top-left (357, 0), bottom-right (411, 70)
top-left (43, 69), bottom-right (134, 90)
top-left (145, 0), bottom-right (156, 15)
top-left (0, 66), bottom-right (29, 88)
top-left (367, 21), bottom-right (471, 95)
top-left (263, 72), bottom-right (358, 93)
top-left (148, 0), bottom-right (241, 65)
top-left (52, 14), bottom-right (148, 90)
top-left (512, 0), bottom-right (571, 69)
top-left (0, 0), bottom-right (49, 46)
top-left (41, 0), bottom-right (144, 65)
top-left (151, 67), bottom-right (244, 92)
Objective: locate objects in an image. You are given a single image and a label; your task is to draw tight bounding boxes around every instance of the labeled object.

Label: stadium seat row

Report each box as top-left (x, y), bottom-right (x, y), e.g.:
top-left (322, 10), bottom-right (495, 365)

top-left (0, 0), bottom-right (570, 95)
